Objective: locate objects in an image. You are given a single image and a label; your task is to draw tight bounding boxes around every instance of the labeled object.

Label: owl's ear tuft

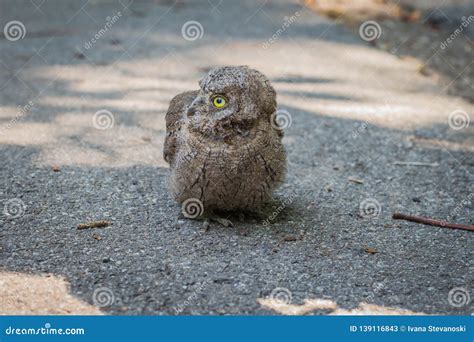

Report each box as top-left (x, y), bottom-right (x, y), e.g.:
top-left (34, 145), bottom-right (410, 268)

top-left (255, 74), bottom-right (277, 116)
top-left (263, 80), bottom-right (277, 112)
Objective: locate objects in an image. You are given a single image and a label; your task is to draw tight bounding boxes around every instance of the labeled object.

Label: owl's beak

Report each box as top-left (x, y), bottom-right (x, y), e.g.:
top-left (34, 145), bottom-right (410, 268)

top-left (186, 96), bottom-right (206, 117)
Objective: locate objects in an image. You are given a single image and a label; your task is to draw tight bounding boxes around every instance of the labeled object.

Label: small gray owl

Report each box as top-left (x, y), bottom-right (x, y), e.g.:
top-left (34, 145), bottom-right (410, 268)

top-left (164, 66), bottom-right (287, 226)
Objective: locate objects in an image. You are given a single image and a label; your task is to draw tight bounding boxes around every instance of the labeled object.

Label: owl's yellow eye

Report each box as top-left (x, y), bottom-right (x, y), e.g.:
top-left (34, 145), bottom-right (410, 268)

top-left (212, 96), bottom-right (226, 108)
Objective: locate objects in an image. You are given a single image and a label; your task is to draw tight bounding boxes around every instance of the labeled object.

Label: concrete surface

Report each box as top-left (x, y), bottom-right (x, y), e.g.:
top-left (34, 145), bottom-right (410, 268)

top-left (0, 0), bottom-right (472, 315)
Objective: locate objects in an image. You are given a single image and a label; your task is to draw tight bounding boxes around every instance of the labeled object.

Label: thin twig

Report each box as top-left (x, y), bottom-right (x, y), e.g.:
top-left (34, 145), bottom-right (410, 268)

top-left (77, 220), bottom-right (111, 230)
top-left (392, 213), bottom-right (474, 232)
top-left (393, 161), bottom-right (439, 167)
top-left (348, 177), bottom-right (364, 184)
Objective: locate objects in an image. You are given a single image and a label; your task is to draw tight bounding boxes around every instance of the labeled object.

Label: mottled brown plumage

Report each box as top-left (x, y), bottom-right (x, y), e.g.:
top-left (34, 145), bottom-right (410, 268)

top-left (163, 66), bottom-right (287, 223)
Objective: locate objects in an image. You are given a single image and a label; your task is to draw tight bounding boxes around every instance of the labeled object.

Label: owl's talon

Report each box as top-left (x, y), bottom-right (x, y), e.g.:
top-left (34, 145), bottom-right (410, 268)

top-left (202, 218), bottom-right (210, 231)
top-left (210, 215), bottom-right (233, 227)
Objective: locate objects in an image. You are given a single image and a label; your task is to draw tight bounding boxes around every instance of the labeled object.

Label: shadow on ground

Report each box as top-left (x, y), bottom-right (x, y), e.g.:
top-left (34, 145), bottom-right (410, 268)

top-left (0, 0), bottom-right (473, 315)
top-left (1, 103), bottom-right (472, 314)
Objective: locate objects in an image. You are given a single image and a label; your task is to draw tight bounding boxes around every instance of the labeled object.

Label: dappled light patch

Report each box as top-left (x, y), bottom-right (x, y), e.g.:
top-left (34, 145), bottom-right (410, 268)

top-left (258, 297), bottom-right (425, 315)
top-left (0, 271), bottom-right (102, 315)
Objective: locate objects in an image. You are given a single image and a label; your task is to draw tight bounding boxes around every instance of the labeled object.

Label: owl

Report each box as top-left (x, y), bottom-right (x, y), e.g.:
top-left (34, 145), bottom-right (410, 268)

top-left (163, 66), bottom-right (287, 226)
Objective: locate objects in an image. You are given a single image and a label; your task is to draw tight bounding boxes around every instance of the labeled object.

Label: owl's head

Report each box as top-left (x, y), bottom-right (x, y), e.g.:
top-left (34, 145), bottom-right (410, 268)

top-left (186, 66), bottom-right (276, 140)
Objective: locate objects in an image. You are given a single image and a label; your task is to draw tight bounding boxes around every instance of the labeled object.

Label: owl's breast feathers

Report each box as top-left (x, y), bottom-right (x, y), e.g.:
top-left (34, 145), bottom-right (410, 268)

top-left (169, 120), bottom-right (286, 211)
top-left (163, 90), bottom-right (198, 164)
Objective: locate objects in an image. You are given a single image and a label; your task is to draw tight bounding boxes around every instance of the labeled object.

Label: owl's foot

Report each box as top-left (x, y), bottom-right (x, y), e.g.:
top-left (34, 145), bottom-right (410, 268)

top-left (209, 215), bottom-right (234, 227)
top-left (184, 213), bottom-right (233, 229)
top-left (200, 216), bottom-right (233, 230)
top-left (202, 218), bottom-right (211, 231)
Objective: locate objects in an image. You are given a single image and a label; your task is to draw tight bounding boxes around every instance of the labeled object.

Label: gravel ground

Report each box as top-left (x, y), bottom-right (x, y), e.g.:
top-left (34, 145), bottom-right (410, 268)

top-left (0, 0), bottom-right (473, 315)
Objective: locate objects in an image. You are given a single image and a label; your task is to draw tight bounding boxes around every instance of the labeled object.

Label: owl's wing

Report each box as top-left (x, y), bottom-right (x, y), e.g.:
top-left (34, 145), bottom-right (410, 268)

top-left (163, 90), bottom-right (198, 164)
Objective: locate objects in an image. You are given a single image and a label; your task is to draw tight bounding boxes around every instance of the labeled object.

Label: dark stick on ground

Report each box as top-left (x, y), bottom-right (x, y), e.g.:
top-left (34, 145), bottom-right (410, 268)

top-left (77, 220), bottom-right (111, 230)
top-left (392, 213), bottom-right (474, 232)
